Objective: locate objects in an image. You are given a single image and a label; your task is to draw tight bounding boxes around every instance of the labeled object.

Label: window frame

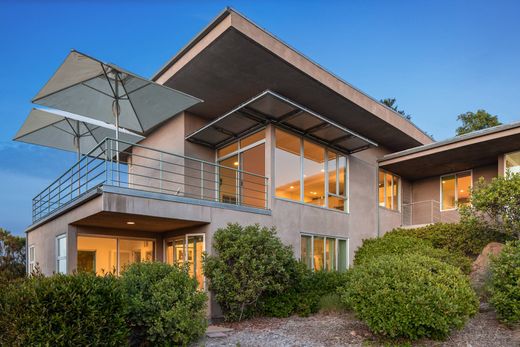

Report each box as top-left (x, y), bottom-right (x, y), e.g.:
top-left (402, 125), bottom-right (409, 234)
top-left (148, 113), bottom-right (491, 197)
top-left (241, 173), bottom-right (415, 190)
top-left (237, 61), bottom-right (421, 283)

top-left (440, 170), bottom-right (473, 211)
top-left (504, 150), bottom-right (520, 175)
top-left (378, 169), bottom-right (401, 211)
top-left (163, 233), bottom-right (206, 291)
top-left (76, 234), bottom-right (157, 275)
top-left (300, 233), bottom-right (349, 272)
top-left (274, 127), bottom-right (349, 213)
top-left (56, 234), bottom-right (67, 274)
top-left (28, 245), bottom-right (35, 274)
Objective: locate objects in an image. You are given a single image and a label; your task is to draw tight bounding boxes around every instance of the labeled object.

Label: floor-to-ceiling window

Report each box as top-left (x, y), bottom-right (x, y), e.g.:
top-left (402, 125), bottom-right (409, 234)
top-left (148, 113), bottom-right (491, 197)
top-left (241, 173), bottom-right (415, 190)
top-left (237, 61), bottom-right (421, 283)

top-left (217, 129), bottom-right (266, 208)
top-left (77, 235), bottom-right (155, 275)
top-left (440, 171), bottom-right (472, 210)
top-left (165, 234), bottom-right (205, 290)
top-left (275, 128), bottom-right (348, 211)
top-left (378, 169), bottom-right (400, 211)
top-left (505, 151), bottom-right (520, 174)
top-left (300, 234), bottom-right (348, 272)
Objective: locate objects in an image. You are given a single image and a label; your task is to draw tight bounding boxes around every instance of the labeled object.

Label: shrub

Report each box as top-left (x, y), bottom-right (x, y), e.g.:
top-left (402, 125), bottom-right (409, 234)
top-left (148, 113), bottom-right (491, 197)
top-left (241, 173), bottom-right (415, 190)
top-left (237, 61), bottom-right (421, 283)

top-left (260, 268), bottom-right (349, 317)
top-left (0, 272), bottom-right (129, 346)
top-left (203, 223), bottom-right (296, 321)
top-left (489, 240), bottom-right (520, 325)
top-left (387, 222), bottom-right (506, 257)
top-left (340, 254), bottom-right (478, 340)
top-left (355, 233), bottom-right (472, 274)
top-left (318, 293), bottom-right (346, 314)
top-left (121, 262), bottom-right (207, 346)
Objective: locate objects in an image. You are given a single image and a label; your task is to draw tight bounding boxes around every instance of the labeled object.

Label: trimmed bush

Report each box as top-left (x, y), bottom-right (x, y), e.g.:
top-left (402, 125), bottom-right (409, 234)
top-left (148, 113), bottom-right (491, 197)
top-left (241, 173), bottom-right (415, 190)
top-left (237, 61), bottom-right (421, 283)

top-left (489, 240), bottom-right (520, 325)
top-left (121, 262), bottom-right (207, 346)
top-left (203, 223), bottom-right (296, 321)
top-left (354, 233), bottom-right (472, 274)
top-left (0, 272), bottom-right (129, 346)
top-left (388, 222), bottom-right (507, 257)
top-left (340, 254), bottom-right (478, 340)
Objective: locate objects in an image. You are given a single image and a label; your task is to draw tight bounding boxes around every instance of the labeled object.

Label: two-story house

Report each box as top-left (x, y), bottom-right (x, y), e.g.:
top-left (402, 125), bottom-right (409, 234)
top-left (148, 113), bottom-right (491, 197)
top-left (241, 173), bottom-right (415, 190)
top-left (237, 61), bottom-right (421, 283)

top-left (22, 8), bottom-right (520, 318)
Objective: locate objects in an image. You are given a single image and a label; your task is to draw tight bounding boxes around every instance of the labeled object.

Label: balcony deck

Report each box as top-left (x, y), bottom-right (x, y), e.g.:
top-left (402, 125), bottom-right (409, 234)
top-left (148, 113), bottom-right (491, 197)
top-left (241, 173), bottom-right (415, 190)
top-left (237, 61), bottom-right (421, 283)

top-left (31, 138), bottom-right (269, 225)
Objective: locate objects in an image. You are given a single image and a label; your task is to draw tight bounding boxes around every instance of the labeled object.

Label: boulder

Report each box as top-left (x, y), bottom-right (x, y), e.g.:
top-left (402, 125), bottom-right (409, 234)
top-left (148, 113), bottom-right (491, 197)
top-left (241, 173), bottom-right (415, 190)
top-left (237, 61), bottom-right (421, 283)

top-left (470, 242), bottom-right (505, 297)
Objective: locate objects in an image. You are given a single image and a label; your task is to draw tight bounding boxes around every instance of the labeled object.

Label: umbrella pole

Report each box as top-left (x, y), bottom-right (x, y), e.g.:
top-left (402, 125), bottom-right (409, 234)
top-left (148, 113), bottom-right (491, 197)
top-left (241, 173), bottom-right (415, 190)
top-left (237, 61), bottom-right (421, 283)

top-left (114, 73), bottom-right (120, 186)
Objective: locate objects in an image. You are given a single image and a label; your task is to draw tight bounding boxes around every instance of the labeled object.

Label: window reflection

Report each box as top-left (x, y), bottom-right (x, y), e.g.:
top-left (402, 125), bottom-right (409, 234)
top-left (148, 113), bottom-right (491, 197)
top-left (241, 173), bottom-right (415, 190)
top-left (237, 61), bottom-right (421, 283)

top-left (303, 140), bottom-right (325, 206)
top-left (275, 129), bottom-right (301, 201)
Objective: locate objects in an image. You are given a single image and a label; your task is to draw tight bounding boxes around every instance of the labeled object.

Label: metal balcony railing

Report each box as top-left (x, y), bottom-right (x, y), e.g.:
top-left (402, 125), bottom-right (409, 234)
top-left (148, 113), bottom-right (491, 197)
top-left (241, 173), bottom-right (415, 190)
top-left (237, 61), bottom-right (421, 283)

top-left (32, 138), bottom-right (269, 223)
top-left (401, 200), bottom-right (460, 226)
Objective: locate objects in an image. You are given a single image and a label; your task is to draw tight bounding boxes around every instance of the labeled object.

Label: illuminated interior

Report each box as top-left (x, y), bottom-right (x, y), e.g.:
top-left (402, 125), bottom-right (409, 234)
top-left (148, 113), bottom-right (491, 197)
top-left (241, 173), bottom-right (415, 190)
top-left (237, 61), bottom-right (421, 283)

top-left (275, 128), bottom-right (347, 210)
top-left (165, 235), bottom-right (205, 290)
top-left (505, 151), bottom-right (520, 174)
top-left (300, 234), bottom-right (348, 272)
top-left (77, 235), bottom-right (154, 275)
top-left (378, 170), bottom-right (400, 210)
top-left (441, 171), bottom-right (472, 210)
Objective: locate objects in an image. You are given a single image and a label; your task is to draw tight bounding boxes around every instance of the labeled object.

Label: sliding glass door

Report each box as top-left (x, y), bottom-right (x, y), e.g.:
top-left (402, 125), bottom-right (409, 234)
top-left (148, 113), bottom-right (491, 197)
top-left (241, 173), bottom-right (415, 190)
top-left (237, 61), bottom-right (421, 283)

top-left (165, 234), bottom-right (205, 290)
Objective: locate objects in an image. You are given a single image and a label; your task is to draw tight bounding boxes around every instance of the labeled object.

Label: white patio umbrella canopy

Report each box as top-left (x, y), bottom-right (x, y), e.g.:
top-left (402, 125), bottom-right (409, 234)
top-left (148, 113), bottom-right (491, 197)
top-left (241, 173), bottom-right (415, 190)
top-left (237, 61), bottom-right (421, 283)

top-left (31, 50), bottom-right (203, 136)
top-left (13, 108), bottom-right (143, 159)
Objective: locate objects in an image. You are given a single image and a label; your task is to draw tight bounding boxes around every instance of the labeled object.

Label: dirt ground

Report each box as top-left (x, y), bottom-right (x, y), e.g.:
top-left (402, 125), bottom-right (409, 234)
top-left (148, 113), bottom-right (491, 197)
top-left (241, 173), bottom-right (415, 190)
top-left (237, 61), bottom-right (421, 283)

top-left (198, 310), bottom-right (520, 347)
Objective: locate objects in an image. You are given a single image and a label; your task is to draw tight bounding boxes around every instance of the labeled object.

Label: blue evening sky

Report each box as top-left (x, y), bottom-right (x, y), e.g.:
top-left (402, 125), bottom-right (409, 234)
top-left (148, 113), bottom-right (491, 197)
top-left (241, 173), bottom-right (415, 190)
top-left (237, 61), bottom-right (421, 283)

top-left (0, 1), bottom-right (519, 235)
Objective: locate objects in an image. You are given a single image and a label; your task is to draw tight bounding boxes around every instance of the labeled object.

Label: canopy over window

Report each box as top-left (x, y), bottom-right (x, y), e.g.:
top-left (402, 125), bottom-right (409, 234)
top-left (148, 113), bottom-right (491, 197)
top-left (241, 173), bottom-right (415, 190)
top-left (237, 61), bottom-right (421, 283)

top-left (186, 90), bottom-right (377, 153)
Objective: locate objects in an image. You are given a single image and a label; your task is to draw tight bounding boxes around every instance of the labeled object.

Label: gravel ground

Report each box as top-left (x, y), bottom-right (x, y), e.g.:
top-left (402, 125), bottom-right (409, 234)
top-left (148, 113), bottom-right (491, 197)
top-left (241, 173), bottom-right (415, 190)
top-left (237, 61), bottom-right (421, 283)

top-left (197, 311), bottom-right (519, 347)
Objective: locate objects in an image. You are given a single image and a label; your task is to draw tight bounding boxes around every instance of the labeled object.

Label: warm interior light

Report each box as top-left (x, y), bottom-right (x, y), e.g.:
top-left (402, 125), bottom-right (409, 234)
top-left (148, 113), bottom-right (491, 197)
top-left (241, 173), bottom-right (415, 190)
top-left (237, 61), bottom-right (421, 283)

top-left (460, 189), bottom-right (464, 193)
top-left (233, 161), bottom-right (239, 166)
top-left (290, 186), bottom-right (294, 189)
top-left (126, 221), bottom-right (135, 225)
top-left (442, 181), bottom-right (445, 184)
top-left (320, 169), bottom-right (324, 172)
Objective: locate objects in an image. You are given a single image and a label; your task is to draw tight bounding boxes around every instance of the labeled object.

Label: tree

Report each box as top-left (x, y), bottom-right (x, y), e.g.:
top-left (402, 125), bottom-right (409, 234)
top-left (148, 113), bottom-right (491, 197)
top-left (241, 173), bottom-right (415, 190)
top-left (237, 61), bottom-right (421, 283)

top-left (456, 109), bottom-right (501, 135)
top-left (460, 173), bottom-right (520, 239)
top-left (0, 228), bottom-right (26, 281)
top-left (380, 98), bottom-right (411, 120)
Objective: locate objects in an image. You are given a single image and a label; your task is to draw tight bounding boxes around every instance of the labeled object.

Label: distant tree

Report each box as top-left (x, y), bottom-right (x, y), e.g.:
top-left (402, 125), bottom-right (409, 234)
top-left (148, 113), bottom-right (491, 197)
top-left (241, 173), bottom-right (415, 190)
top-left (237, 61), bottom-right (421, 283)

top-left (380, 98), bottom-right (412, 120)
top-left (0, 228), bottom-right (26, 281)
top-left (456, 109), bottom-right (501, 135)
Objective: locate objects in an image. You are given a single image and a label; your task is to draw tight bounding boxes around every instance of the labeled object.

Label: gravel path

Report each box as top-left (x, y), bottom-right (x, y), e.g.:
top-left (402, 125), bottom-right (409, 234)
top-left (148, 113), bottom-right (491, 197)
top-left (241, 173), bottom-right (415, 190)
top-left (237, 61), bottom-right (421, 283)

top-left (197, 311), bottom-right (519, 347)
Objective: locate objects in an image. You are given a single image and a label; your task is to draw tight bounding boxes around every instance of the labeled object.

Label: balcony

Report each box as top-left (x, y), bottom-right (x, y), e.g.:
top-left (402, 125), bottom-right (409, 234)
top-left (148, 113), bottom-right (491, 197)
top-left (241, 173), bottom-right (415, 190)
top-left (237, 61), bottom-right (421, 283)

top-left (32, 138), bottom-right (269, 223)
top-left (401, 200), bottom-right (459, 227)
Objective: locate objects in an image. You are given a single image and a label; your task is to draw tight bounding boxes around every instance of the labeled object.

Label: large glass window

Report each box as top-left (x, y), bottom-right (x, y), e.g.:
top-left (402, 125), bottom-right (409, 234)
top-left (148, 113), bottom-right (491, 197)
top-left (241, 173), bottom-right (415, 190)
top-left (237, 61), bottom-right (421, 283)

top-left (275, 129), bottom-right (301, 201)
top-left (56, 234), bottom-right (67, 274)
top-left (275, 128), bottom-right (348, 211)
top-left (300, 234), bottom-right (348, 272)
top-left (505, 151), bottom-right (520, 174)
top-left (165, 234), bottom-right (205, 290)
top-left (218, 129), bottom-right (266, 208)
top-left (441, 171), bottom-right (472, 210)
top-left (77, 236), bottom-right (155, 275)
top-left (378, 170), bottom-right (400, 210)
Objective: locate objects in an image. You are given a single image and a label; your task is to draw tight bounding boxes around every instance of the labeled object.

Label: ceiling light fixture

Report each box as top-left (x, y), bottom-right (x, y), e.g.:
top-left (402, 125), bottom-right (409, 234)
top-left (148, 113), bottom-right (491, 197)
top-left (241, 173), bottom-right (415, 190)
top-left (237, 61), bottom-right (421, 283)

top-left (126, 221), bottom-right (135, 225)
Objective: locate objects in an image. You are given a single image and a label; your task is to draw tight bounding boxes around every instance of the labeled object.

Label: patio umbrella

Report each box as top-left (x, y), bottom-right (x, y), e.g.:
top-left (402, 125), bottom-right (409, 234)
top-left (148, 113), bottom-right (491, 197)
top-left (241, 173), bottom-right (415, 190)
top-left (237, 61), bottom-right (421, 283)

top-left (13, 108), bottom-right (143, 160)
top-left (31, 50), bottom-right (203, 161)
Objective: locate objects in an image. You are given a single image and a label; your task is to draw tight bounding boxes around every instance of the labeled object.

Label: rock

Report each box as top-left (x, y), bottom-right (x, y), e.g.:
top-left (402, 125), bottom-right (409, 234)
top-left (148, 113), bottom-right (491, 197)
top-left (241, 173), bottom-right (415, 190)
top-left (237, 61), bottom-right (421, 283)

top-left (470, 242), bottom-right (505, 292)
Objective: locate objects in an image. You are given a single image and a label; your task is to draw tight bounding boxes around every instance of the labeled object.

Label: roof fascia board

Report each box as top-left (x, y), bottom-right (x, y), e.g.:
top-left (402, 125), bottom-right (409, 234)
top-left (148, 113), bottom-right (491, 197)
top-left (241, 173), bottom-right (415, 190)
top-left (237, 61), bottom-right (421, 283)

top-left (379, 126), bottom-right (520, 166)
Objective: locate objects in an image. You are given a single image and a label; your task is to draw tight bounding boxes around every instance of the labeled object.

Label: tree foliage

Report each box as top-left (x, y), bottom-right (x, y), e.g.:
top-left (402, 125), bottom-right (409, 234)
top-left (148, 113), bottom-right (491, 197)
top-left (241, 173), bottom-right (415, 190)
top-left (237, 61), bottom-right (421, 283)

top-left (0, 228), bottom-right (26, 281)
top-left (456, 109), bottom-right (501, 135)
top-left (380, 98), bottom-right (411, 120)
top-left (461, 173), bottom-right (520, 239)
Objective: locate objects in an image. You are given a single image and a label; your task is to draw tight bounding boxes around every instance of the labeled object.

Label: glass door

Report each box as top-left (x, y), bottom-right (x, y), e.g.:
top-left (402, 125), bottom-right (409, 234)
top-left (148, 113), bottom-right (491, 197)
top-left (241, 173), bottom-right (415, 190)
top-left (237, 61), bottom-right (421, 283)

top-left (165, 234), bottom-right (205, 290)
top-left (218, 155), bottom-right (239, 204)
top-left (241, 143), bottom-right (266, 208)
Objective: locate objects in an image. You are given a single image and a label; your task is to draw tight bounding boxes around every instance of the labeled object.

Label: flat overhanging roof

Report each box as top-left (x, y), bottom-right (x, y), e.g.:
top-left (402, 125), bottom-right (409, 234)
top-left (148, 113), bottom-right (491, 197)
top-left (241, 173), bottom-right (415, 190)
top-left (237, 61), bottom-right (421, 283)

top-left (152, 8), bottom-right (432, 151)
top-left (186, 90), bottom-right (377, 153)
top-left (379, 122), bottom-right (520, 180)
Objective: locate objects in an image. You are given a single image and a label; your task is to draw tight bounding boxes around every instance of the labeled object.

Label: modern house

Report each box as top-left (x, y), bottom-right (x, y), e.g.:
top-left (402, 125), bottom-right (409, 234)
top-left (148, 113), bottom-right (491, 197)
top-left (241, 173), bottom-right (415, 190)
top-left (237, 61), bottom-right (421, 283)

top-left (21, 8), bottom-right (520, 317)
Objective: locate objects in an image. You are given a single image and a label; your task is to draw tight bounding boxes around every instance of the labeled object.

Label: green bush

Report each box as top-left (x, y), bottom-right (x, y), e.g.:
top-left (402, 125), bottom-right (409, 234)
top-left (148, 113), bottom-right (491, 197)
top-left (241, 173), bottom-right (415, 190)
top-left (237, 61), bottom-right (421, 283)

top-left (203, 223), bottom-right (296, 321)
top-left (318, 293), bottom-right (346, 314)
top-left (340, 254), bottom-right (478, 340)
top-left (355, 233), bottom-right (472, 274)
top-left (0, 272), bottom-right (129, 346)
top-left (489, 240), bottom-right (520, 325)
top-left (388, 222), bottom-right (507, 258)
top-left (121, 262), bottom-right (207, 346)
top-left (260, 268), bottom-right (349, 317)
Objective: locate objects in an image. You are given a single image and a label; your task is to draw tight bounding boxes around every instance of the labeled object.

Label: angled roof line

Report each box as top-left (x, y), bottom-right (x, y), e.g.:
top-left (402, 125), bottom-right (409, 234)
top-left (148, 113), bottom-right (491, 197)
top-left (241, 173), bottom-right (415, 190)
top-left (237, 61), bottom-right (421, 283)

top-left (380, 120), bottom-right (520, 162)
top-left (151, 7), bottom-right (433, 143)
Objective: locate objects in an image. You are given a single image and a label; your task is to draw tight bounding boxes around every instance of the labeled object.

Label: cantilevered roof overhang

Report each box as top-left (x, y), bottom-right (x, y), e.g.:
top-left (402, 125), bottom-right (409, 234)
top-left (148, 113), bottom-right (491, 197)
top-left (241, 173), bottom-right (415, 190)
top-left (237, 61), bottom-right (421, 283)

top-left (379, 122), bottom-right (520, 180)
top-left (186, 90), bottom-right (377, 153)
top-left (152, 8), bottom-right (433, 151)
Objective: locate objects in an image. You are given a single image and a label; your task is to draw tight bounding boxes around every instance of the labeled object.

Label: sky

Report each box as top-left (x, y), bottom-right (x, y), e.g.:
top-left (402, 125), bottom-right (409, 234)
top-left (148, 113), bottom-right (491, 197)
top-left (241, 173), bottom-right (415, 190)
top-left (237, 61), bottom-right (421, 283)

top-left (0, 0), bottom-right (519, 235)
